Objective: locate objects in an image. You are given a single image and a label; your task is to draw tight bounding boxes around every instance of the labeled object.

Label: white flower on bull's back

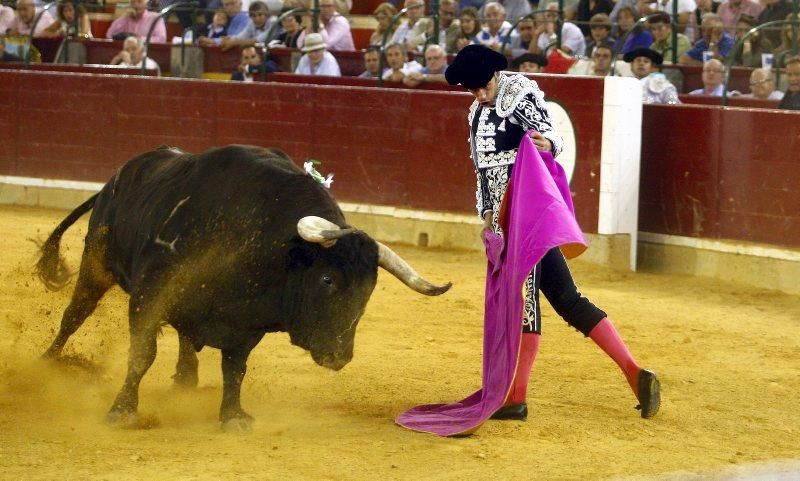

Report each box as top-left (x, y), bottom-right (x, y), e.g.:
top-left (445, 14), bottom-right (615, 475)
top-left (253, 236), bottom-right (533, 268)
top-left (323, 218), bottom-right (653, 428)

top-left (303, 161), bottom-right (334, 189)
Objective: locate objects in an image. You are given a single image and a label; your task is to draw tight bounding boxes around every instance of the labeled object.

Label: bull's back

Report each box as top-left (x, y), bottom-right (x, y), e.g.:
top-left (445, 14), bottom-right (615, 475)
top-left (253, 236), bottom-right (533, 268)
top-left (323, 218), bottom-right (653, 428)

top-left (90, 145), bottom-right (340, 291)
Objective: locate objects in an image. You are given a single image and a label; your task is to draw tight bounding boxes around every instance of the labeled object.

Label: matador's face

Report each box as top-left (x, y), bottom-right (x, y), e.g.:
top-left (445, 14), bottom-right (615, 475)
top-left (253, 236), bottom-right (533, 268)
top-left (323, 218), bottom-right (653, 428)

top-left (469, 74), bottom-right (499, 107)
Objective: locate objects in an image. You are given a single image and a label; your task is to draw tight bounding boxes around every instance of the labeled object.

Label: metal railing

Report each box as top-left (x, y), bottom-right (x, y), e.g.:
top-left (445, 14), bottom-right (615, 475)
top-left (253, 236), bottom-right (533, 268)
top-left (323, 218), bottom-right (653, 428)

top-left (142, 0), bottom-right (198, 75)
top-left (261, 7), bottom-right (313, 81)
top-left (500, 11), bottom-right (550, 58)
top-left (377, 1), bottom-right (443, 86)
top-left (25, 1), bottom-right (57, 68)
top-left (611, 12), bottom-right (673, 76)
top-left (377, 5), bottom-right (407, 87)
top-left (722, 18), bottom-right (800, 105)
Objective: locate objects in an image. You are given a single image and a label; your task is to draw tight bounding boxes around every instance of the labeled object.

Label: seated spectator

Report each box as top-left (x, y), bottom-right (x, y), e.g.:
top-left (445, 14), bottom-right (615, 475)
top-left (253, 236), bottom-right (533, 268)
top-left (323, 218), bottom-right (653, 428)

top-left (390, 0), bottom-right (430, 52)
top-left (624, 47), bottom-right (681, 104)
top-left (687, 0), bottom-right (718, 42)
top-left (200, 0), bottom-right (249, 46)
top-left (479, 0), bottom-right (530, 23)
top-left (202, 10), bottom-right (229, 42)
top-left (6, 0), bottom-right (55, 37)
top-left (641, 0), bottom-right (697, 36)
top-left (271, 9), bottom-right (302, 48)
top-left (778, 55), bottom-right (800, 110)
top-left (109, 35), bottom-right (161, 75)
top-left (0, 4), bottom-right (14, 35)
top-left (717, 0), bottom-right (762, 32)
top-left (369, 2), bottom-right (399, 46)
top-left (105, 0), bottom-right (166, 43)
top-left (531, 2), bottom-right (586, 57)
top-left (679, 13), bottom-right (734, 65)
top-left (508, 15), bottom-right (536, 57)
top-left (613, 6), bottom-right (652, 57)
top-left (382, 42), bottom-right (422, 81)
top-left (283, 0), bottom-right (352, 15)
top-left (0, 36), bottom-right (22, 62)
top-left (732, 14), bottom-right (772, 67)
top-left (590, 42), bottom-right (613, 76)
top-left (576, 0), bottom-right (614, 37)
top-left (431, 0), bottom-right (461, 54)
top-left (773, 14), bottom-right (799, 68)
top-left (585, 13), bottom-right (615, 58)
top-left (510, 52), bottom-right (548, 72)
top-left (455, 6), bottom-right (481, 51)
top-left (475, 2), bottom-right (515, 53)
top-left (742, 68), bottom-right (784, 99)
top-left (758, 0), bottom-right (792, 46)
top-left (42, 1), bottom-right (92, 38)
top-left (299, 0), bottom-right (355, 51)
top-left (458, 0), bottom-right (484, 13)
top-left (231, 45), bottom-right (278, 81)
top-left (295, 32), bottom-right (341, 76)
top-left (404, 44), bottom-right (449, 86)
top-left (689, 58), bottom-right (735, 95)
top-left (358, 46), bottom-right (387, 78)
top-left (220, 1), bottom-right (279, 51)
top-left (649, 12), bottom-right (691, 61)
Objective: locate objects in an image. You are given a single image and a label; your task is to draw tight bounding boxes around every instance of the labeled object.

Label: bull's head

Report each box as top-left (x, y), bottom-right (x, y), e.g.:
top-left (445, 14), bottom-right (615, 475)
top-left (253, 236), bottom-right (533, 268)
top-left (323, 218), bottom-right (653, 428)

top-left (286, 216), bottom-right (451, 371)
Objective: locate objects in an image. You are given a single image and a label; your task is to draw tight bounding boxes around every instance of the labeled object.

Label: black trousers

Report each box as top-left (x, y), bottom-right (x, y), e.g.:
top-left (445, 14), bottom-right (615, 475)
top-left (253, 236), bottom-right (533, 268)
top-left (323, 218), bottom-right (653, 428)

top-left (522, 248), bottom-right (606, 336)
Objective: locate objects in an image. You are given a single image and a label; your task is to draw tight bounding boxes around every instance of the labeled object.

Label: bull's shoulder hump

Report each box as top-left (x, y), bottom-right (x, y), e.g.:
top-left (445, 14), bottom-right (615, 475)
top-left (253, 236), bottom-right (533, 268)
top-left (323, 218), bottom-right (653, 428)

top-left (202, 145), bottom-right (304, 175)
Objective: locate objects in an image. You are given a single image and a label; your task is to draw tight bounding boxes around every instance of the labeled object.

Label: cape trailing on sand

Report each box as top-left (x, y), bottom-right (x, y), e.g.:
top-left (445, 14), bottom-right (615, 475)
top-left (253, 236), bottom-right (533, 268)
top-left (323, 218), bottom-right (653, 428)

top-left (396, 134), bottom-right (586, 437)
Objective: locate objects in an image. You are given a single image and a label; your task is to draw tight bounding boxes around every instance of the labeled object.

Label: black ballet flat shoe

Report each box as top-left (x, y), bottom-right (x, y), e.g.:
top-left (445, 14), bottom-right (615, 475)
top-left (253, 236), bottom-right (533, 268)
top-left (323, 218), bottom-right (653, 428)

top-left (490, 403), bottom-right (528, 421)
top-left (635, 369), bottom-right (661, 419)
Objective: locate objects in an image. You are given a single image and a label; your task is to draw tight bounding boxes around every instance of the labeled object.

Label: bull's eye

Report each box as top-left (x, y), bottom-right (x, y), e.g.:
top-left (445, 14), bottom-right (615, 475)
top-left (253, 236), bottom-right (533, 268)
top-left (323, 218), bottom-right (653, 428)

top-left (322, 275), bottom-right (333, 286)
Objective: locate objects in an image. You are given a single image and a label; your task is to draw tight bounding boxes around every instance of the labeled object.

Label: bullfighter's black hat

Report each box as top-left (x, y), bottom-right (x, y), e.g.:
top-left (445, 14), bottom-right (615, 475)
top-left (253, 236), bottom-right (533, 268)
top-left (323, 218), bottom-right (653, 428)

top-left (622, 48), bottom-right (664, 66)
top-left (445, 45), bottom-right (508, 89)
top-left (510, 53), bottom-right (549, 70)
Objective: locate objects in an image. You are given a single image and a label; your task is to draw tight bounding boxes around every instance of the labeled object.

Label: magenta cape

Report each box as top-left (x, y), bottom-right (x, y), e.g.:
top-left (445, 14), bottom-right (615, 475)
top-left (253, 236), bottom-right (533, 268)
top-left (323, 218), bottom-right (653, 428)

top-left (395, 134), bottom-right (587, 437)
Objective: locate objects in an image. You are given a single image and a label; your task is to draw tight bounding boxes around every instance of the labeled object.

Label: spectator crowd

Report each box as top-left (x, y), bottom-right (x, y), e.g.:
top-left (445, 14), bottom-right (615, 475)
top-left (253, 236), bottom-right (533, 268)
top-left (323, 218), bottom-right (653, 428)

top-left (1, 0), bottom-right (798, 108)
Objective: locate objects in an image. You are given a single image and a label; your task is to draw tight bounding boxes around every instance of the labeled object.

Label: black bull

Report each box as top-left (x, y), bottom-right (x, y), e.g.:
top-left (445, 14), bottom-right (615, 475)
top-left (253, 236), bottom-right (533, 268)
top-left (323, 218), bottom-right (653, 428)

top-left (36, 145), bottom-right (451, 430)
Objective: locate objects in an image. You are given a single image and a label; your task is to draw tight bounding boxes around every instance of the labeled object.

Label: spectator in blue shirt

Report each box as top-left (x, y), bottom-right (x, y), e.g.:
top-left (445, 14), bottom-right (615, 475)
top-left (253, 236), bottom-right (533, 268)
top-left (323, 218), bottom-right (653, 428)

top-left (679, 13), bottom-right (734, 65)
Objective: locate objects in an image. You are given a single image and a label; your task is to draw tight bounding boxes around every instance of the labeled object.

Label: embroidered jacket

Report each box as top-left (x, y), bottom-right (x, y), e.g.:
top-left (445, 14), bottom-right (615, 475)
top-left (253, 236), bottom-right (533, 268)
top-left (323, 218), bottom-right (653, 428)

top-left (468, 73), bottom-right (564, 217)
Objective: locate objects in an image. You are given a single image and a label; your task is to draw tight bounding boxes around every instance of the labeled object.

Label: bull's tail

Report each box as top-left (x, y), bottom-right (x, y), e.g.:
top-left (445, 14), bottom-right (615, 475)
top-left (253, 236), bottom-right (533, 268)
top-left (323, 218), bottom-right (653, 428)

top-left (35, 193), bottom-right (99, 291)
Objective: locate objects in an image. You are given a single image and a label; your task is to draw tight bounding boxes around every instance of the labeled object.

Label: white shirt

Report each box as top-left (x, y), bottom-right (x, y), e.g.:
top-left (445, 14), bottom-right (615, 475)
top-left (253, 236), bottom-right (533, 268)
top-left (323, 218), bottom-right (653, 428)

top-left (654, 0), bottom-right (697, 14)
top-left (294, 51), bottom-right (341, 76)
top-left (536, 22), bottom-right (586, 57)
top-left (382, 60), bottom-right (423, 80)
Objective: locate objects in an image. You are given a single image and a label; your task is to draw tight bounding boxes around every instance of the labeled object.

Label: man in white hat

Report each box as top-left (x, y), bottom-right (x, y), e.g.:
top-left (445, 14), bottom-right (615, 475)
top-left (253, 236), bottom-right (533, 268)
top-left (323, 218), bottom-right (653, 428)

top-left (294, 32), bottom-right (341, 76)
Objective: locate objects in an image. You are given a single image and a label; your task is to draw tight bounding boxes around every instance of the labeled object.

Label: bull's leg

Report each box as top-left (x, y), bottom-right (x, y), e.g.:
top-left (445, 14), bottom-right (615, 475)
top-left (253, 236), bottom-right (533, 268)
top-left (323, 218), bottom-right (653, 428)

top-left (173, 334), bottom-right (199, 387)
top-left (106, 299), bottom-right (159, 424)
top-left (219, 345), bottom-right (256, 432)
top-left (43, 237), bottom-right (115, 359)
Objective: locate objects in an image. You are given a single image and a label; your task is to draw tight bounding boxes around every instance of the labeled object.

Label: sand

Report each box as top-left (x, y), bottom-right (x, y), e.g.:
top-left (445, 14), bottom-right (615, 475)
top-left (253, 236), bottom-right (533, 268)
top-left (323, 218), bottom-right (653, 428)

top-left (1, 205), bottom-right (798, 481)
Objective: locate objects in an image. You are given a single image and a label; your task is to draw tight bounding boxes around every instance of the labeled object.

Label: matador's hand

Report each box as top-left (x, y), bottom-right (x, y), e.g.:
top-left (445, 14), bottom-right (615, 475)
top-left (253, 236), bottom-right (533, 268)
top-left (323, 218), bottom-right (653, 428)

top-left (529, 131), bottom-right (553, 152)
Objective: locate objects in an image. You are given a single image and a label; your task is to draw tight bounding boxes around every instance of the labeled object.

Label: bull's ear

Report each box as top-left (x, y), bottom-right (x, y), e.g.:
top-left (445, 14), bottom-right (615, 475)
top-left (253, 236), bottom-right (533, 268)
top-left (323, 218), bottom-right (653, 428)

top-left (287, 245), bottom-right (315, 270)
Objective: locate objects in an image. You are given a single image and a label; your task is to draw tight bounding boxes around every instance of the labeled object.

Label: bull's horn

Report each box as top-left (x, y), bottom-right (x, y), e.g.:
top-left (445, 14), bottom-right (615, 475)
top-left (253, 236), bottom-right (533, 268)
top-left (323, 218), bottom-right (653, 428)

top-left (297, 216), bottom-right (355, 248)
top-left (377, 242), bottom-right (452, 296)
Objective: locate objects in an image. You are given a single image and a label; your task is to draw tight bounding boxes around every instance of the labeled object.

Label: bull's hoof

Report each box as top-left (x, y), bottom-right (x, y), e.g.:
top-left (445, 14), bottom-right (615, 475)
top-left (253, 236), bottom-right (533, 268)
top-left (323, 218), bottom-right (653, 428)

top-left (221, 410), bottom-right (254, 433)
top-left (106, 411), bottom-right (161, 429)
top-left (171, 371), bottom-right (199, 388)
top-left (41, 348), bottom-right (61, 360)
top-left (221, 416), bottom-right (254, 433)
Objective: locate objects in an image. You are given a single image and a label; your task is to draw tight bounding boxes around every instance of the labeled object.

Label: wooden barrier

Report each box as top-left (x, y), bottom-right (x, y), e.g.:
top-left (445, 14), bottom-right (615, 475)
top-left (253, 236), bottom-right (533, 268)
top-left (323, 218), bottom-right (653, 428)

top-left (2, 70), bottom-right (798, 249)
top-left (678, 94), bottom-right (781, 109)
top-left (0, 61), bottom-right (158, 76)
top-left (662, 64), bottom-right (753, 94)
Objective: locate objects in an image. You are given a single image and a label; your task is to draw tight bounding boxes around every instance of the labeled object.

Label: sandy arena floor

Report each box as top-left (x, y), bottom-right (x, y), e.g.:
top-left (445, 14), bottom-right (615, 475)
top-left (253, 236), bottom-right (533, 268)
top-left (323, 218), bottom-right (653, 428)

top-left (0, 205), bottom-right (798, 481)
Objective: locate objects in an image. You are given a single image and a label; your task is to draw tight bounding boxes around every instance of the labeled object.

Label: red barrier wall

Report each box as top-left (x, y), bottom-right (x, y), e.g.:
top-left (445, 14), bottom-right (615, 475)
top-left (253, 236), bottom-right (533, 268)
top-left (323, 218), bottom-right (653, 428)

top-left (0, 70), bottom-right (606, 233)
top-left (639, 104), bottom-right (800, 247)
top-left (7, 70), bottom-right (799, 248)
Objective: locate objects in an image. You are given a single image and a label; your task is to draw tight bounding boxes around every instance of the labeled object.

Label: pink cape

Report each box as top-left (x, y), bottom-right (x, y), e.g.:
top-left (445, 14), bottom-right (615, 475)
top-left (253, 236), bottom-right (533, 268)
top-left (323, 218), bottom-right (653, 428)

top-left (395, 134), bottom-right (587, 437)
